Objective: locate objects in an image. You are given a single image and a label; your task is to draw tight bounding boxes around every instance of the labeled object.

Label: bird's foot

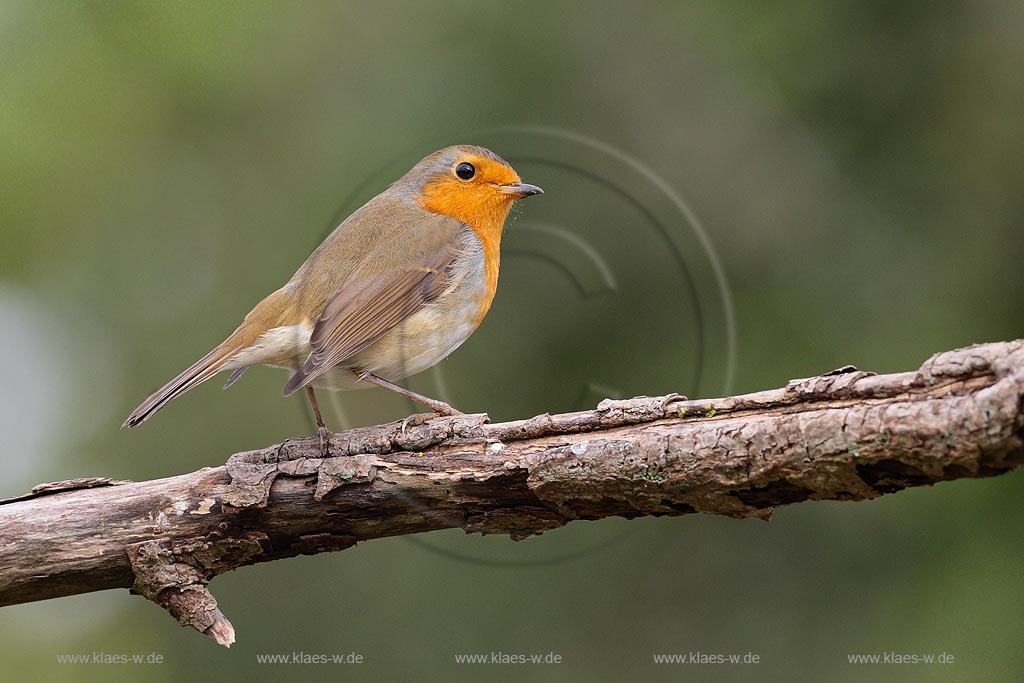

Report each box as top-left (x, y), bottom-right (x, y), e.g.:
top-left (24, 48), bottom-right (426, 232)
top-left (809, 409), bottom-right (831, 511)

top-left (659, 393), bottom-right (688, 411)
top-left (398, 407), bottom-right (466, 433)
top-left (400, 412), bottom-right (441, 434)
top-left (317, 426), bottom-right (333, 457)
top-left (431, 401), bottom-right (464, 417)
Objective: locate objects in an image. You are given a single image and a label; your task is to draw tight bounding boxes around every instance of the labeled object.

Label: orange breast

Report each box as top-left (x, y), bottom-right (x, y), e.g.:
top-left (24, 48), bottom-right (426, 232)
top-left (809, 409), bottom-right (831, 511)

top-left (416, 179), bottom-right (514, 326)
top-left (468, 218), bottom-right (502, 326)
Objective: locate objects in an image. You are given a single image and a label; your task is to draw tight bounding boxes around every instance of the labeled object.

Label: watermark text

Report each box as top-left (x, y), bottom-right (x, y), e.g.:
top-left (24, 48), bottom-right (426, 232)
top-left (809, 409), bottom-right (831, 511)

top-left (454, 651), bottom-right (562, 664)
top-left (56, 652), bottom-right (164, 665)
top-left (848, 651), bottom-right (954, 665)
top-left (653, 651), bottom-right (760, 664)
top-left (255, 651), bottom-right (363, 664)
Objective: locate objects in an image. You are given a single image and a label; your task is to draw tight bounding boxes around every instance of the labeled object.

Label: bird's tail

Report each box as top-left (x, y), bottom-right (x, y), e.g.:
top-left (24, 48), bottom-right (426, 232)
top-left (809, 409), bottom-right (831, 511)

top-left (122, 287), bottom-right (294, 429)
top-left (121, 333), bottom-right (247, 429)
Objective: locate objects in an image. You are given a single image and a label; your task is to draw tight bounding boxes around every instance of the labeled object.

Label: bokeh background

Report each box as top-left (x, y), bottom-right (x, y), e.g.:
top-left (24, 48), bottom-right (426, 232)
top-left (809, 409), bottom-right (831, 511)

top-left (2, 1), bottom-right (1023, 681)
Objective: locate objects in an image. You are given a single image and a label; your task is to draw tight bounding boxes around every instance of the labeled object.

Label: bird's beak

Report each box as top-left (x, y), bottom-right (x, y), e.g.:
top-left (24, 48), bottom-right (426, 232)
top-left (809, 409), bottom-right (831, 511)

top-left (498, 182), bottom-right (544, 198)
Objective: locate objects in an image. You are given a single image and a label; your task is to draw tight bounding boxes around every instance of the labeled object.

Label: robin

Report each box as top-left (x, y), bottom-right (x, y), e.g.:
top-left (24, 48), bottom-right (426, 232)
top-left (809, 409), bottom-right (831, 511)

top-left (123, 145), bottom-right (542, 449)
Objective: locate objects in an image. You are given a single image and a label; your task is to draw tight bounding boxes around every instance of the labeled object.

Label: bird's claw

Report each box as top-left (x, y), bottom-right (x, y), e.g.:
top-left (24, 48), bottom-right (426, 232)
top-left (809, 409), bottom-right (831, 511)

top-left (432, 403), bottom-right (464, 417)
top-left (660, 393), bottom-right (688, 411)
top-left (400, 412), bottom-right (441, 434)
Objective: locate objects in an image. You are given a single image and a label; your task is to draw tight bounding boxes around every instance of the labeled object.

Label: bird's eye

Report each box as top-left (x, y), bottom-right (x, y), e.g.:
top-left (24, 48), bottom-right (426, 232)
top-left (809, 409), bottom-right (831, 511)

top-left (455, 162), bottom-right (476, 180)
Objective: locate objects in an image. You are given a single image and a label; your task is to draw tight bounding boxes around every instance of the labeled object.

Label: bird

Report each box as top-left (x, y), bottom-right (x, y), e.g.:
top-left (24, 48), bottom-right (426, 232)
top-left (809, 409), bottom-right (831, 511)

top-left (122, 145), bottom-right (543, 451)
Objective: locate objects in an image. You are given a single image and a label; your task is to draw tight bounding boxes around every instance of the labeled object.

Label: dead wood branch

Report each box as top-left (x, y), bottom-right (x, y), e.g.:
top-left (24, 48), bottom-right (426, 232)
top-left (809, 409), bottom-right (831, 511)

top-left (1, 340), bottom-right (1022, 646)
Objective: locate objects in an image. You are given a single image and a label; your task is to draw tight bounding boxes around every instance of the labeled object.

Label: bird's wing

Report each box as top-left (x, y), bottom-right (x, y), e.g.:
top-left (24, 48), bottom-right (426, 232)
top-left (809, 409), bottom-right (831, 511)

top-left (281, 213), bottom-right (465, 396)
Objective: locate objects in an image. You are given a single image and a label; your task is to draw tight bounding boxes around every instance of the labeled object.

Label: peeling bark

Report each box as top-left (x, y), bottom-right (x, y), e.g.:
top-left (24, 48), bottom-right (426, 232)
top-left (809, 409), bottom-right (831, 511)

top-left (1, 340), bottom-right (1022, 646)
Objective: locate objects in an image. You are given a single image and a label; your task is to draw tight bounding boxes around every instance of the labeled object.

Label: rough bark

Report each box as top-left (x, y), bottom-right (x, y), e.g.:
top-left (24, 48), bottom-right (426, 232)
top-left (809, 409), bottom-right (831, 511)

top-left (1, 340), bottom-right (1022, 646)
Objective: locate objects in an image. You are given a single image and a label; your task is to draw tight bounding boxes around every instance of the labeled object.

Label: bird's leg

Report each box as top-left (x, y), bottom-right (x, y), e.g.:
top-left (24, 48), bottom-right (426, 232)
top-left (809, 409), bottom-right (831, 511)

top-left (305, 386), bottom-right (332, 456)
top-left (354, 371), bottom-right (464, 417)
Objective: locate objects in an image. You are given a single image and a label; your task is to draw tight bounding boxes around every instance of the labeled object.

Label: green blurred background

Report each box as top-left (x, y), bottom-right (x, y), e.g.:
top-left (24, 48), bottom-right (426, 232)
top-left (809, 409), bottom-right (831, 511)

top-left (2, 1), bottom-right (1023, 681)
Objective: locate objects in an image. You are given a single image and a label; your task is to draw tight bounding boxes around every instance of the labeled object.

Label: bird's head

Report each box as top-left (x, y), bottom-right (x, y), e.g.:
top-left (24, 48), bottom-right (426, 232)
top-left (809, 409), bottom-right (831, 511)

top-left (394, 145), bottom-right (543, 228)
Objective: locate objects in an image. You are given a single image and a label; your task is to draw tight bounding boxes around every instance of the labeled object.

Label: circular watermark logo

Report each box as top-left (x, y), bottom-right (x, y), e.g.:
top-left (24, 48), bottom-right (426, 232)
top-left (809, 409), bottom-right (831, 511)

top-left (302, 127), bottom-right (735, 566)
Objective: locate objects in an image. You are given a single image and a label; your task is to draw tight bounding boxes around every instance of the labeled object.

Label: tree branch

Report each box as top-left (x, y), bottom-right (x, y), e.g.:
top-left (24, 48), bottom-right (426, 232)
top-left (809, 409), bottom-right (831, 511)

top-left (2, 340), bottom-right (1023, 646)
